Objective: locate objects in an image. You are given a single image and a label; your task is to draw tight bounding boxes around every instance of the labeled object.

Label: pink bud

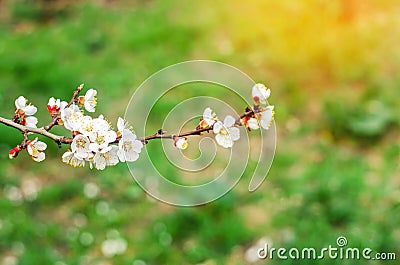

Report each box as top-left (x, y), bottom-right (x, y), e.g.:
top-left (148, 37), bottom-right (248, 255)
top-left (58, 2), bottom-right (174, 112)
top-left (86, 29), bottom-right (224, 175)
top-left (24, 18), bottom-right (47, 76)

top-left (174, 137), bottom-right (188, 150)
top-left (9, 145), bottom-right (22, 159)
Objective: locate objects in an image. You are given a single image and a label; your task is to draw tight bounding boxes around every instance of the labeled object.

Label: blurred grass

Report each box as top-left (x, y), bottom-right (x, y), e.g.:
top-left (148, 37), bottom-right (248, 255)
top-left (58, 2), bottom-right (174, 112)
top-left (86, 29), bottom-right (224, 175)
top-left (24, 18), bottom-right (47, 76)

top-left (0, 0), bottom-right (399, 264)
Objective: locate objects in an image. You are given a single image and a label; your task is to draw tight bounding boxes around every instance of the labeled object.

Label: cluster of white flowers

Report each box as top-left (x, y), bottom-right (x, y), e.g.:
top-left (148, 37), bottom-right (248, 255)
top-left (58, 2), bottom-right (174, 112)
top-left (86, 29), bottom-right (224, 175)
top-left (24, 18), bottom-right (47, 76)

top-left (59, 91), bottom-right (143, 170)
top-left (242, 83), bottom-right (275, 131)
top-left (11, 96), bottom-right (46, 160)
top-left (10, 86), bottom-right (143, 169)
top-left (192, 83), bottom-right (275, 149)
top-left (14, 96), bottom-right (38, 128)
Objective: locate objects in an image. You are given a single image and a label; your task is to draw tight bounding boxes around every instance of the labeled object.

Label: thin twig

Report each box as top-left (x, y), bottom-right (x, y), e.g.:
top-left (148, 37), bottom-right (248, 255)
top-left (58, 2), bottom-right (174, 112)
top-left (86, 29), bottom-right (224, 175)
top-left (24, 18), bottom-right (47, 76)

top-left (43, 84), bottom-right (83, 132)
top-left (0, 116), bottom-right (73, 144)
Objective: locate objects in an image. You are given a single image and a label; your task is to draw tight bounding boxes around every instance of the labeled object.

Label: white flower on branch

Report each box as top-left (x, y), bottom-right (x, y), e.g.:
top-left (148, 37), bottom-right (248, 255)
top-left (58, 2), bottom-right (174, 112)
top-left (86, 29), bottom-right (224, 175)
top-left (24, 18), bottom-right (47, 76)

top-left (88, 116), bottom-right (117, 153)
top-left (92, 115), bottom-right (111, 131)
top-left (116, 117), bottom-right (128, 132)
top-left (252, 83), bottom-right (271, 104)
top-left (78, 115), bottom-right (94, 136)
top-left (117, 130), bottom-right (143, 162)
top-left (47, 97), bottom-right (67, 116)
top-left (15, 96), bottom-right (37, 116)
top-left (213, 115), bottom-right (240, 148)
top-left (62, 151), bottom-right (86, 168)
top-left (14, 96), bottom-right (38, 127)
top-left (84, 89), bottom-right (97, 112)
top-left (198, 107), bottom-right (217, 129)
top-left (61, 104), bottom-right (84, 131)
top-left (258, 105), bottom-right (275, 130)
top-left (26, 137), bottom-right (47, 162)
top-left (24, 116), bottom-right (38, 128)
top-left (77, 89), bottom-right (97, 113)
top-left (71, 134), bottom-right (91, 159)
top-left (241, 116), bottom-right (260, 131)
top-left (247, 117), bottom-right (260, 130)
top-left (94, 146), bottom-right (119, 170)
top-left (174, 137), bottom-right (188, 150)
top-left (116, 117), bottom-right (143, 162)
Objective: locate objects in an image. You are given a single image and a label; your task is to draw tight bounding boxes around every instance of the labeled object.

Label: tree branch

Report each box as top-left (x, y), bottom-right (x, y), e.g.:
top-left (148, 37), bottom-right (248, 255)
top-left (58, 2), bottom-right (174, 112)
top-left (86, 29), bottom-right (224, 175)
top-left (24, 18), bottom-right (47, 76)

top-left (0, 108), bottom-right (256, 146)
top-left (0, 116), bottom-right (72, 144)
top-left (1, 81), bottom-right (258, 148)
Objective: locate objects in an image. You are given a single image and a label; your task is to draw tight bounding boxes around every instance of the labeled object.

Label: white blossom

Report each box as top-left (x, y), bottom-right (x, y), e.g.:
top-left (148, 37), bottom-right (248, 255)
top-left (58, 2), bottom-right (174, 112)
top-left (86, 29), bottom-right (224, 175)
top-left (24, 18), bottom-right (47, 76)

top-left (14, 96), bottom-right (38, 127)
top-left (84, 89), bottom-right (97, 112)
top-left (117, 117), bottom-right (127, 132)
top-left (47, 97), bottom-right (67, 115)
top-left (62, 151), bottom-right (85, 168)
top-left (252, 83), bottom-right (270, 103)
top-left (259, 105), bottom-right (275, 130)
top-left (247, 117), bottom-right (260, 130)
top-left (116, 117), bottom-right (143, 162)
top-left (78, 116), bottom-right (94, 136)
top-left (71, 134), bottom-right (91, 159)
top-left (25, 116), bottom-right (38, 128)
top-left (88, 125), bottom-right (117, 153)
top-left (92, 115), bottom-right (111, 132)
top-left (174, 137), bottom-right (188, 150)
top-left (117, 130), bottom-right (143, 162)
top-left (88, 116), bottom-right (117, 153)
top-left (241, 116), bottom-right (261, 131)
top-left (213, 115), bottom-right (240, 148)
top-left (94, 146), bottom-right (119, 170)
top-left (26, 137), bottom-right (47, 162)
top-left (198, 107), bottom-right (217, 129)
top-left (61, 104), bottom-right (83, 131)
top-left (15, 96), bottom-right (37, 116)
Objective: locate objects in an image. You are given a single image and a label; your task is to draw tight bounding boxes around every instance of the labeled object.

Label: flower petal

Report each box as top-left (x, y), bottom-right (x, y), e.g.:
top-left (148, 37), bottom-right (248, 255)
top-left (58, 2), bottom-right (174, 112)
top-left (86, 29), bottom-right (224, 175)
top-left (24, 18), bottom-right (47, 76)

top-left (229, 127), bottom-right (240, 141)
top-left (60, 101), bottom-right (68, 110)
top-left (35, 141), bottom-right (47, 151)
top-left (106, 130), bottom-right (117, 143)
top-left (25, 116), bottom-right (38, 127)
top-left (48, 97), bottom-right (56, 107)
top-left (260, 106), bottom-right (274, 130)
top-left (117, 149), bottom-right (126, 162)
top-left (203, 107), bottom-right (212, 119)
top-left (15, 96), bottom-right (26, 109)
top-left (94, 154), bottom-right (106, 170)
top-left (32, 152), bottom-right (45, 162)
top-left (124, 150), bottom-right (140, 162)
top-left (132, 140), bottom-right (143, 152)
top-left (248, 118), bottom-right (260, 130)
top-left (215, 134), bottom-right (233, 148)
top-left (224, 115), bottom-right (236, 127)
top-left (117, 117), bottom-right (125, 132)
top-left (62, 151), bottom-right (74, 163)
top-left (252, 83), bottom-right (270, 101)
top-left (213, 121), bottom-right (223, 134)
top-left (23, 105), bottom-right (37, 116)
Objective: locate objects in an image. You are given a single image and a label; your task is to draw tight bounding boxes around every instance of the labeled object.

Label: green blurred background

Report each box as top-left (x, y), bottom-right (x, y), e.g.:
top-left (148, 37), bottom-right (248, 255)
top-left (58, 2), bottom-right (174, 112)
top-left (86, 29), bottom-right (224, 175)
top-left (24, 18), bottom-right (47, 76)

top-left (0, 0), bottom-right (399, 264)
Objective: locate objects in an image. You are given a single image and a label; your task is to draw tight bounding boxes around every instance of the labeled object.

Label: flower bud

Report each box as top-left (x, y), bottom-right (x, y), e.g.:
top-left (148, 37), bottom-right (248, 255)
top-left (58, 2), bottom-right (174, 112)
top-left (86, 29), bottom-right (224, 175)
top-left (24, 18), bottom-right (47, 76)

top-left (9, 145), bottom-right (22, 159)
top-left (77, 84), bottom-right (84, 92)
top-left (77, 96), bottom-right (85, 107)
top-left (174, 137), bottom-right (188, 150)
